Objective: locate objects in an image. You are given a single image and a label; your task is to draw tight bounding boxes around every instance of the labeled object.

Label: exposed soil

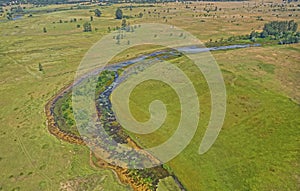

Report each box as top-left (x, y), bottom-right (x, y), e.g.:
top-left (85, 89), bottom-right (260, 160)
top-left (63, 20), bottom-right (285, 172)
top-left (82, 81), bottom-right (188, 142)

top-left (45, 86), bottom-right (85, 145)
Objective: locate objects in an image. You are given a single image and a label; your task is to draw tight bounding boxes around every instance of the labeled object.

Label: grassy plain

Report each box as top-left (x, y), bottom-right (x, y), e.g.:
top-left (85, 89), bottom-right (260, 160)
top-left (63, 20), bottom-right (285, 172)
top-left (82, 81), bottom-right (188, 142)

top-left (128, 45), bottom-right (300, 190)
top-left (0, 4), bottom-right (132, 191)
top-left (0, 1), bottom-right (299, 190)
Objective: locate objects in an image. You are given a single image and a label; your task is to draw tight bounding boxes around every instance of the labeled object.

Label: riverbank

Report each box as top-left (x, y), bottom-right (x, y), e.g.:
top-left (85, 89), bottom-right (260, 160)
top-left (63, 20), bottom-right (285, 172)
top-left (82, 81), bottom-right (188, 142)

top-left (45, 43), bottom-right (263, 191)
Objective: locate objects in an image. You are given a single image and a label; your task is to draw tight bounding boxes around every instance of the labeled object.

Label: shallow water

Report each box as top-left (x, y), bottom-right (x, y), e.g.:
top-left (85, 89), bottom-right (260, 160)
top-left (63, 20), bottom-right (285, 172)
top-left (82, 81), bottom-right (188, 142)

top-left (177, 43), bottom-right (261, 53)
top-left (0, 15), bottom-right (23, 22)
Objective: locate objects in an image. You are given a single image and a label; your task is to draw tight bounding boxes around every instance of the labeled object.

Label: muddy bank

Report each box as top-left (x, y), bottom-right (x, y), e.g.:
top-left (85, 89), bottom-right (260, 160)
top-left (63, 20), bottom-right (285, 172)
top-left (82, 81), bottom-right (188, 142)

top-left (45, 86), bottom-right (85, 145)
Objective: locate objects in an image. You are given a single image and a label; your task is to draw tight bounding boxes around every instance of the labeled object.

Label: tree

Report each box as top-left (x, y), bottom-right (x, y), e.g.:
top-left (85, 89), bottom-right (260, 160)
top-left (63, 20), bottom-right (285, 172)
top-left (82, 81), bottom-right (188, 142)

top-left (250, 31), bottom-right (257, 39)
top-left (261, 20), bottom-right (298, 38)
top-left (83, 22), bottom-right (92, 32)
top-left (116, 34), bottom-right (120, 44)
top-left (121, 19), bottom-right (127, 28)
top-left (288, 20), bottom-right (298, 32)
top-left (94, 9), bottom-right (102, 17)
top-left (260, 30), bottom-right (268, 38)
top-left (115, 8), bottom-right (123, 19)
top-left (38, 63), bottom-right (43, 72)
top-left (6, 12), bottom-right (12, 20)
top-left (256, 20), bottom-right (299, 44)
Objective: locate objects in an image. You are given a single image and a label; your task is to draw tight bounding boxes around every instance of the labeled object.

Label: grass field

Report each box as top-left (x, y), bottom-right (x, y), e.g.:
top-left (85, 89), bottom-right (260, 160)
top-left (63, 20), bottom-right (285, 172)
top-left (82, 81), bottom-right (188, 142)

top-left (0, 1), bottom-right (299, 190)
top-left (0, 4), bottom-right (132, 191)
top-left (128, 45), bottom-right (300, 190)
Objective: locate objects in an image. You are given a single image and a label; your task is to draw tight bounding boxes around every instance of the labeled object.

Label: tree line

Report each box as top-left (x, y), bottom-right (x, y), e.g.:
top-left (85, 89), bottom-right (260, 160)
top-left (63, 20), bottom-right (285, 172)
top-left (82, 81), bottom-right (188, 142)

top-left (0, 0), bottom-right (247, 6)
top-left (0, 0), bottom-right (89, 6)
top-left (206, 20), bottom-right (299, 47)
top-left (83, 8), bottom-right (122, 32)
top-left (251, 20), bottom-right (299, 44)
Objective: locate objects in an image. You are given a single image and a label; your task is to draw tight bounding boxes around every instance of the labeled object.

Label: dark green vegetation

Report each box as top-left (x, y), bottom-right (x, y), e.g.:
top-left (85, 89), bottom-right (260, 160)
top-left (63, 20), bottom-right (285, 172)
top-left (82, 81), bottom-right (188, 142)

top-left (94, 8), bottom-right (102, 17)
top-left (259, 20), bottom-right (300, 44)
top-left (206, 20), bottom-right (300, 47)
top-left (53, 70), bottom-right (117, 137)
top-left (124, 167), bottom-right (169, 190)
top-left (53, 91), bottom-right (78, 135)
top-left (116, 7), bottom-right (123, 19)
top-left (83, 22), bottom-right (92, 32)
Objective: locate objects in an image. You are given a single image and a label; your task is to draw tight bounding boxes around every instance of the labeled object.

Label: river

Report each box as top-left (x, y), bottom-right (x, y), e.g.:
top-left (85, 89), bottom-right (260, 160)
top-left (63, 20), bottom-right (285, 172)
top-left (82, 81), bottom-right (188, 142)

top-left (48, 43), bottom-right (261, 191)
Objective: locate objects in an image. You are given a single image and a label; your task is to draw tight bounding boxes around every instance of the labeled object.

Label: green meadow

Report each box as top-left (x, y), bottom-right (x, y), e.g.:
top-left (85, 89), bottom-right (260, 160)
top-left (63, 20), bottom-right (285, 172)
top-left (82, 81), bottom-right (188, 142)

top-left (128, 46), bottom-right (300, 190)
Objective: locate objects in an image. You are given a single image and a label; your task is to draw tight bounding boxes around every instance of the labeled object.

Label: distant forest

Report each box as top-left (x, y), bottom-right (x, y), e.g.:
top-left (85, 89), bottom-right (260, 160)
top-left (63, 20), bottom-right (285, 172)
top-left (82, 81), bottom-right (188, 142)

top-left (0, 0), bottom-right (248, 6)
top-left (0, 0), bottom-right (88, 5)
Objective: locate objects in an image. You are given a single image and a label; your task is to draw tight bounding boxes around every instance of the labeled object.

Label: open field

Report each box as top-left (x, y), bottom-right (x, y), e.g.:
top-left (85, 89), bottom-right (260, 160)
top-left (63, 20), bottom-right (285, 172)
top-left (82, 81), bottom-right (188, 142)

top-left (0, 1), bottom-right (299, 190)
top-left (128, 45), bottom-right (300, 190)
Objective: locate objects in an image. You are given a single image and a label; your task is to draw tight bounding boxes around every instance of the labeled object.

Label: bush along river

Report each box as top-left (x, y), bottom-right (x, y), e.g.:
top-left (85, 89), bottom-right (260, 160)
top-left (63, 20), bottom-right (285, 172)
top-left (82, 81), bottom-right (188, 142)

top-left (45, 43), bottom-right (260, 191)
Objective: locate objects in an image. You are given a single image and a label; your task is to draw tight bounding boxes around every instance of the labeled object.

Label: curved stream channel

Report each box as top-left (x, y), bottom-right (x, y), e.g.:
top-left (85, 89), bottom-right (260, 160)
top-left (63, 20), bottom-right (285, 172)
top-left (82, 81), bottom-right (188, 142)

top-left (46, 43), bottom-right (260, 191)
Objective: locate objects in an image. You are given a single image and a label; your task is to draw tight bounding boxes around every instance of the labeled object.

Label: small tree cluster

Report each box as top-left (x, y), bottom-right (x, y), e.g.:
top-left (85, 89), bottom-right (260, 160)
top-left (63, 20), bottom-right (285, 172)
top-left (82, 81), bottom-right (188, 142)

top-left (258, 20), bottom-right (299, 44)
top-left (261, 20), bottom-right (298, 38)
top-left (115, 8), bottom-right (123, 19)
top-left (94, 9), bottom-right (102, 17)
top-left (83, 22), bottom-right (92, 32)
